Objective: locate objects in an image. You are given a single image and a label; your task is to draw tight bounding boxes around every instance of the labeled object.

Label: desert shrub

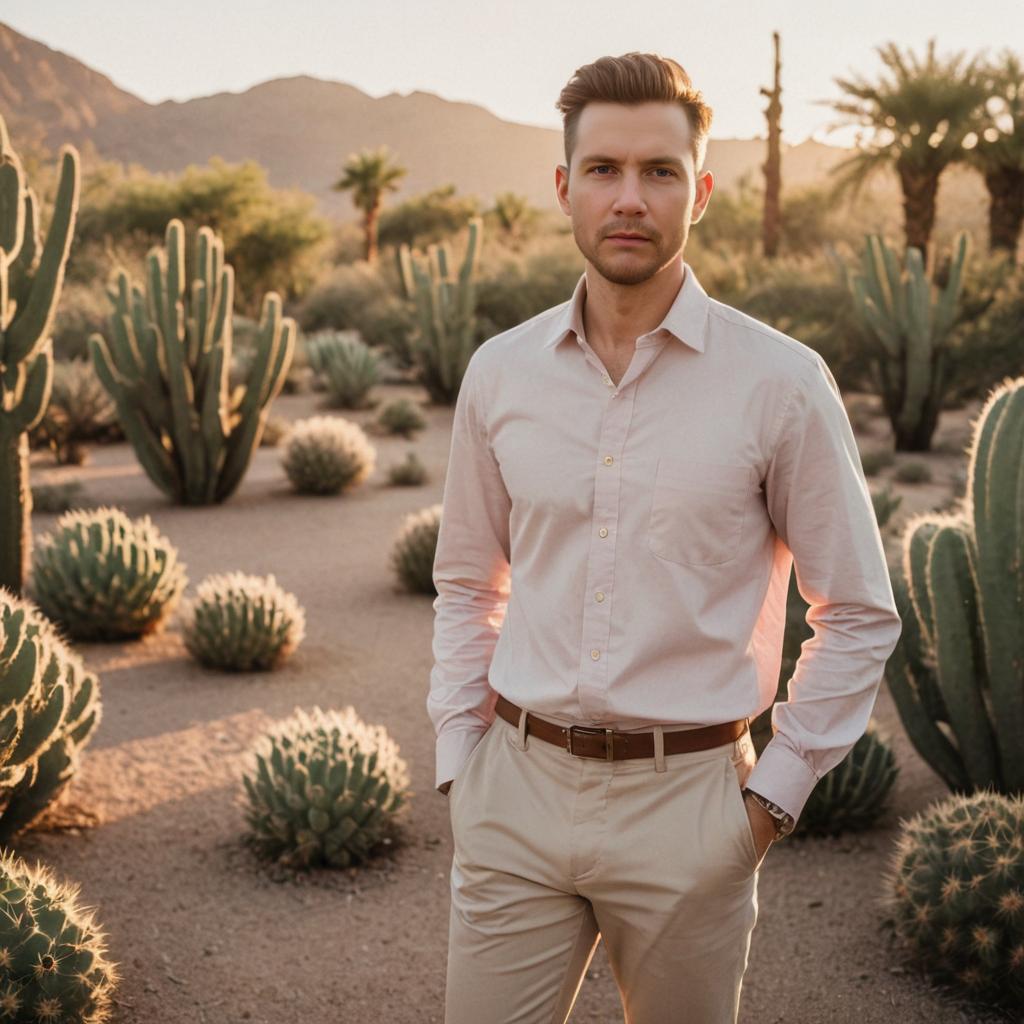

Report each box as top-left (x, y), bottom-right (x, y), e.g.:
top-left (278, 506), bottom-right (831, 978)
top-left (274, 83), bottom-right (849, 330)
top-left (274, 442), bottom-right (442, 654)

top-left (181, 572), bottom-right (305, 671)
top-left (860, 448), bottom-right (896, 476)
top-left (893, 460), bottom-right (933, 484)
top-left (50, 282), bottom-right (110, 362)
top-left (30, 480), bottom-right (88, 515)
top-left (31, 358), bottom-right (117, 465)
top-left (387, 452), bottom-right (428, 487)
top-left (306, 330), bottom-right (381, 409)
top-left (281, 416), bottom-right (376, 495)
top-left (376, 398), bottom-right (426, 438)
top-left (390, 504), bottom-right (441, 594)
top-left (259, 415), bottom-right (291, 447)
top-left (871, 483), bottom-right (903, 528)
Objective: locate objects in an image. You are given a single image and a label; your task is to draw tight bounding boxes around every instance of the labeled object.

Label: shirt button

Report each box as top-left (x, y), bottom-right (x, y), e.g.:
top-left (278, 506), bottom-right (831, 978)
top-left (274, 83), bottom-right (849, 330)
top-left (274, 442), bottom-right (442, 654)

top-left (602, 374), bottom-right (612, 386)
top-left (595, 591), bottom-right (605, 602)
top-left (598, 527), bottom-right (609, 538)
top-left (603, 455), bottom-right (614, 465)
top-left (590, 649), bottom-right (600, 660)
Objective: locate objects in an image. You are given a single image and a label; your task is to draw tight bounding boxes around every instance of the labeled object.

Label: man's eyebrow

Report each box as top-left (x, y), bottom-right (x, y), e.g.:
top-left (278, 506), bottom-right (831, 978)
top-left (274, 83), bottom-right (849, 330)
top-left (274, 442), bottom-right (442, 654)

top-left (579, 154), bottom-right (686, 168)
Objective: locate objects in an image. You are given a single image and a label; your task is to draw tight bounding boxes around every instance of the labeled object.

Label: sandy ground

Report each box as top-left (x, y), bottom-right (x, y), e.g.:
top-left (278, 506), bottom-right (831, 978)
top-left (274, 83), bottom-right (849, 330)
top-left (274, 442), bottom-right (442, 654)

top-left (10, 383), bottom-right (1017, 1024)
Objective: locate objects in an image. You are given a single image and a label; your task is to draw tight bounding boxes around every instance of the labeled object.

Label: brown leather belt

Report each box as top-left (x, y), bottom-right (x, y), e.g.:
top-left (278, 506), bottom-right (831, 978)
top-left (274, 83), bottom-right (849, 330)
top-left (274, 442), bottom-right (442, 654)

top-left (494, 694), bottom-right (747, 761)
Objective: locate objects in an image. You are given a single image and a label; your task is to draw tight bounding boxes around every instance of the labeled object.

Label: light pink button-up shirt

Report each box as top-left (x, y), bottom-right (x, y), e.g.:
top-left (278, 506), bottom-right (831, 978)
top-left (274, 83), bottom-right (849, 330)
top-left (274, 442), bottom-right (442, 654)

top-left (427, 260), bottom-right (902, 823)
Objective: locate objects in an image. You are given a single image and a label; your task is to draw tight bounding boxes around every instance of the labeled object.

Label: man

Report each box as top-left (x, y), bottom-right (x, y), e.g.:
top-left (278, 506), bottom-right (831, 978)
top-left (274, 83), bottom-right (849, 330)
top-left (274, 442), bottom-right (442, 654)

top-left (427, 51), bottom-right (902, 1024)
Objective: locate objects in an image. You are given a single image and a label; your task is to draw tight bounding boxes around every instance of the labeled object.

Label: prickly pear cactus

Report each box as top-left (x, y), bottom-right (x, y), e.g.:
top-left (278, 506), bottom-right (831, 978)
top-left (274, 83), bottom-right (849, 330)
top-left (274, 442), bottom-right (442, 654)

top-left (0, 113), bottom-right (80, 594)
top-left (0, 846), bottom-right (119, 1021)
top-left (281, 415), bottom-right (376, 495)
top-left (883, 790), bottom-right (1024, 1010)
top-left (390, 504), bottom-right (441, 595)
top-left (89, 218), bottom-right (295, 505)
top-left (29, 506), bottom-right (187, 642)
top-left (181, 571), bottom-right (305, 671)
top-left (242, 704), bottom-right (410, 869)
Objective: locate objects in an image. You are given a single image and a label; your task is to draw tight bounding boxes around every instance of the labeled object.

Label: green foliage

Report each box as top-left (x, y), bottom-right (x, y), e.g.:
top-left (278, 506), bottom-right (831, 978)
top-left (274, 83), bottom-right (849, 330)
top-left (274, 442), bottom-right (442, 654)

top-left (883, 790), bottom-right (1024, 1011)
top-left (241, 704), bottom-right (411, 869)
top-left (31, 359), bottom-right (117, 465)
top-left (281, 415), bottom-right (376, 496)
top-left (376, 398), bottom-right (426, 438)
top-left (487, 191), bottom-right (540, 247)
top-left (387, 452), bottom-right (428, 487)
top-left (30, 481), bottom-right (86, 516)
top-left (181, 572), bottom-right (305, 672)
top-left (860, 448), bottom-right (896, 476)
top-left (29, 506), bottom-right (187, 642)
top-left (306, 330), bottom-right (381, 409)
top-left (0, 588), bottom-right (102, 843)
top-left (0, 846), bottom-right (119, 1020)
top-left (390, 504), bottom-right (441, 594)
top-left (378, 183), bottom-right (479, 249)
top-left (871, 483), bottom-right (903, 528)
top-left (90, 219), bottom-right (296, 505)
top-left (886, 375), bottom-right (1024, 796)
top-left (0, 114), bottom-right (80, 596)
top-left (893, 460), bottom-right (933, 484)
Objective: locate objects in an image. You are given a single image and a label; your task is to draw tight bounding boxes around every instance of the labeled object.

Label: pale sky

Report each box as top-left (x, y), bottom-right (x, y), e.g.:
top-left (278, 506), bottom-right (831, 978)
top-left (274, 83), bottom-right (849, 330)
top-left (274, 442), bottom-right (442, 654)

top-left (3, 1), bottom-right (1019, 146)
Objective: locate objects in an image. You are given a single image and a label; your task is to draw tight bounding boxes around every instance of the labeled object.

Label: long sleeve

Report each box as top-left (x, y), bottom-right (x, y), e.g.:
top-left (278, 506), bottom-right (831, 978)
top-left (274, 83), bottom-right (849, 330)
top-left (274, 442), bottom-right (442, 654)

top-left (427, 351), bottom-right (512, 790)
top-left (745, 353), bottom-right (904, 824)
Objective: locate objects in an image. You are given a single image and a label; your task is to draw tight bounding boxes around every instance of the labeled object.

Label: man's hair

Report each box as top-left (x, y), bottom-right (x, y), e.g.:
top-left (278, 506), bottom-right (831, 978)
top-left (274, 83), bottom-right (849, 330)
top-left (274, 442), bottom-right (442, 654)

top-left (555, 52), bottom-right (713, 174)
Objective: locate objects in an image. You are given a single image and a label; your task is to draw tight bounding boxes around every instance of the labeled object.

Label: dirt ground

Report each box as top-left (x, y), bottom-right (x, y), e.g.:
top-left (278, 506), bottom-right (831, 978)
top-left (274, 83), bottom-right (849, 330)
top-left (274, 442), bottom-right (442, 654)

top-left (11, 382), bottom-right (1017, 1024)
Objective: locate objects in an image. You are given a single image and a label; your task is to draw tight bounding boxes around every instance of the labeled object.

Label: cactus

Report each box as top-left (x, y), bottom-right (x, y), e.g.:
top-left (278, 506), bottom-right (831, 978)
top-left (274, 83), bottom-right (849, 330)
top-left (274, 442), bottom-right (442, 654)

top-left (281, 415), bottom-right (376, 495)
top-left (306, 330), bottom-right (381, 409)
top-left (793, 720), bottom-right (898, 836)
top-left (390, 504), bottom-right (441, 595)
top-left (0, 113), bottom-right (80, 595)
top-left (181, 571), bottom-right (305, 671)
top-left (396, 216), bottom-right (482, 404)
top-left (882, 789), bottom-right (1024, 1010)
top-left (837, 231), bottom-right (969, 451)
top-left (387, 451), bottom-right (428, 487)
top-left (0, 587), bottom-right (101, 843)
top-left (376, 397), bottom-right (426, 438)
top-left (885, 375), bottom-right (1024, 797)
top-left (29, 507), bottom-right (187, 642)
top-left (871, 483), bottom-right (902, 529)
top-left (89, 218), bottom-right (295, 504)
top-left (241, 704), bottom-right (410, 869)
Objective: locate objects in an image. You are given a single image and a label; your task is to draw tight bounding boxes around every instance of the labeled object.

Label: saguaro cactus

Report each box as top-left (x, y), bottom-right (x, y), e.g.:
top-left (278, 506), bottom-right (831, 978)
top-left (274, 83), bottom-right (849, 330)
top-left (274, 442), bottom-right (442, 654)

top-left (885, 374), bottom-right (1024, 797)
top-left (0, 114), bottom-right (80, 595)
top-left (89, 218), bottom-right (295, 504)
top-left (396, 216), bottom-right (482, 404)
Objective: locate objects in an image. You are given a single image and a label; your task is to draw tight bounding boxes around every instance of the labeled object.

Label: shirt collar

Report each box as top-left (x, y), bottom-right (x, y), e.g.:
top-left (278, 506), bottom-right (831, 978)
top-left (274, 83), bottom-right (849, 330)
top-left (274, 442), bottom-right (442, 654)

top-left (543, 261), bottom-right (709, 353)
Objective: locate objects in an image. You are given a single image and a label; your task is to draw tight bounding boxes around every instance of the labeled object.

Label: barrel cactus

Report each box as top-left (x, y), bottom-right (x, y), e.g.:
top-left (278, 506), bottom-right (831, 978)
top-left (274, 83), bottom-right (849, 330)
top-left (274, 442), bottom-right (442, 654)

top-left (181, 571), bottom-right (305, 671)
top-left (885, 374), bottom-right (1024, 797)
top-left (89, 218), bottom-right (295, 505)
top-left (882, 789), bottom-right (1024, 1010)
top-left (306, 330), bottom-right (381, 409)
top-left (281, 415), bottom-right (376, 495)
top-left (0, 847), bottom-right (119, 1022)
top-left (241, 704), bottom-right (410, 869)
top-left (0, 113), bottom-right (80, 595)
top-left (390, 504), bottom-right (441, 595)
top-left (0, 587), bottom-right (101, 843)
top-left (793, 720), bottom-right (898, 836)
top-left (29, 506), bottom-right (187, 641)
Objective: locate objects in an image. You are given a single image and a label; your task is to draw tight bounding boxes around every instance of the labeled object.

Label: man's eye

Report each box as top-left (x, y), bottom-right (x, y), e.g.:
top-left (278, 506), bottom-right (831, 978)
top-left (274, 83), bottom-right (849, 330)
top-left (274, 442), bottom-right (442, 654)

top-left (593, 165), bottom-right (613, 174)
top-left (654, 168), bottom-right (676, 177)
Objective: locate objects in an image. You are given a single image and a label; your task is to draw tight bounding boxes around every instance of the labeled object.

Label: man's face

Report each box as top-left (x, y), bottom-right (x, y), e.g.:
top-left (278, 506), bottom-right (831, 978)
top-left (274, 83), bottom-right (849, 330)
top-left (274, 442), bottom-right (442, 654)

top-left (555, 101), bottom-right (713, 286)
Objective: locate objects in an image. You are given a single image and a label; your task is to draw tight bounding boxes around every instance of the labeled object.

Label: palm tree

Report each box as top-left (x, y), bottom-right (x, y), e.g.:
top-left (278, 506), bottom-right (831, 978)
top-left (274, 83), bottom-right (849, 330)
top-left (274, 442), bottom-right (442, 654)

top-left (818, 39), bottom-right (990, 268)
top-left (331, 145), bottom-right (407, 265)
top-left (967, 49), bottom-right (1024, 259)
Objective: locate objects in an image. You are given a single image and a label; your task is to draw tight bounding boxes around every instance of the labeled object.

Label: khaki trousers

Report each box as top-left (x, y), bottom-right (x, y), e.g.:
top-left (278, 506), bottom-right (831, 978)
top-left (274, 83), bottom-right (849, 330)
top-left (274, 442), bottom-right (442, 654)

top-left (444, 710), bottom-right (762, 1024)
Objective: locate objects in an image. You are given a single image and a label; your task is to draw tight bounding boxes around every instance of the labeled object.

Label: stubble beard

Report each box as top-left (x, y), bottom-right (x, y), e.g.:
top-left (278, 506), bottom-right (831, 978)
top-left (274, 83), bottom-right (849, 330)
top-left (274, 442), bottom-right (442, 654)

top-left (574, 220), bottom-right (689, 287)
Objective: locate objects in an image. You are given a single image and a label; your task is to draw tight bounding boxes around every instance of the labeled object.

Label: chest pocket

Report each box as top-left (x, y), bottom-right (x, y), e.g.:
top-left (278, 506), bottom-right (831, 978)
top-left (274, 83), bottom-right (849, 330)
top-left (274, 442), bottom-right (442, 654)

top-left (648, 458), bottom-right (757, 566)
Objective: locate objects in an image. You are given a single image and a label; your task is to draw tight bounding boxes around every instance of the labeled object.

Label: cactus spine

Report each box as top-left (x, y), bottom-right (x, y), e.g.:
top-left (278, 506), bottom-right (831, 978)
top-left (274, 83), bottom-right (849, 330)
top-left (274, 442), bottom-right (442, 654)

top-left (840, 230), bottom-right (968, 451)
top-left (0, 113), bottom-right (80, 595)
top-left (89, 218), bottom-right (295, 504)
top-left (885, 374), bottom-right (1024, 796)
top-left (397, 216), bottom-right (481, 404)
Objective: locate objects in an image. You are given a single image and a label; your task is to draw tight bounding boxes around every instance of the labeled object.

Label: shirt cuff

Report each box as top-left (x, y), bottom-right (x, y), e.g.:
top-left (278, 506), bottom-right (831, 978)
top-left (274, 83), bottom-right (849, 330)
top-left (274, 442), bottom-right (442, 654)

top-left (744, 737), bottom-right (820, 824)
top-left (435, 723), bottom-right (490, 791)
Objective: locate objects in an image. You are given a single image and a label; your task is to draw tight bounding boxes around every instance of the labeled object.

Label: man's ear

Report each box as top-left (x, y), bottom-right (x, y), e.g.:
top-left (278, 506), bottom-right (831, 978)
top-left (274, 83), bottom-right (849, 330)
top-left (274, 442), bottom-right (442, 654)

top-left (555, 163), bottom-right (571, 215)
top-left (691, 169), bottom-right (714, 224)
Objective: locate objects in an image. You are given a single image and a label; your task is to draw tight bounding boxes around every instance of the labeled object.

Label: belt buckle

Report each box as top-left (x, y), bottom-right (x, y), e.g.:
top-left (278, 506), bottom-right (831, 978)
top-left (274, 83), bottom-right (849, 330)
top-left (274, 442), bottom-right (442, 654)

top-left (566, 725), bottom-right (615, 760)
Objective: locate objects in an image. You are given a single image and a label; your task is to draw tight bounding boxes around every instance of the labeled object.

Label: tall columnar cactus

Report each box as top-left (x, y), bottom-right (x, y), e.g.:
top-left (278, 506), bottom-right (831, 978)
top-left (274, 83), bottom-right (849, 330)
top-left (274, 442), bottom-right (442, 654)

top-left (0, 587), bottom-right (102, 843)
top-left (396, 216), bottom-right (482, 404)
top-left (837, 230), bottom-right (969, 452)
top-left (0, 113), bottom-right (80, 595)
top-left (885, 374), bottom-right (1024, 797)
top-left (89, 218), bottom-right (295, 504)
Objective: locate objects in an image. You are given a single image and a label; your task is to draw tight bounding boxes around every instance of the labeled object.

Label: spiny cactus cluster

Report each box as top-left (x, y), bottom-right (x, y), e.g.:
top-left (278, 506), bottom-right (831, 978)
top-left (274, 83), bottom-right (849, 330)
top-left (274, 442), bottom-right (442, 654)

top-left (181, 572), bottom-right (305, 672)
top-left (0, 113), bottom-right (80, 595)
top-left (885, 374), bottom-right (1024, 797)
top-left (390, 504), bottom-right (441, 595)
top-left (0, 847), bottom-right (119, 1022)
top-left (0, 588), bottom-right (101, 843)
top-left (794, 721), bottom-right (898, 836)
top-left (306, 330), bottom-right (381, 409)
top-left (281, 415), bottom-right (376, 496)
top-left (89, 218), bottom-right (295, 505)
top-left (29, 506), bottom-right (187, 641)
top-left (241, 704), bottom-right (410, 869)
top-left (883, 790), bottom-right (1024, 1010)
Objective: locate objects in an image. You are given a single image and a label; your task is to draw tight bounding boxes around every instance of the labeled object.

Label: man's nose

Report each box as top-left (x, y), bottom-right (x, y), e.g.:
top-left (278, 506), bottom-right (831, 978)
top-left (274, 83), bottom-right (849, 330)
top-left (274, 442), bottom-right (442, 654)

top-left (612, 174), bottom-right (647, 216)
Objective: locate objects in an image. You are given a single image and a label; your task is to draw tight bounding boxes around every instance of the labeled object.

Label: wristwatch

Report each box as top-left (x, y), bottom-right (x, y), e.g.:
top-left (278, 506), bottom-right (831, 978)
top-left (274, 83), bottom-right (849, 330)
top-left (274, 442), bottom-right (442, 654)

top-left (742, 787), bottom-right (796, 839)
